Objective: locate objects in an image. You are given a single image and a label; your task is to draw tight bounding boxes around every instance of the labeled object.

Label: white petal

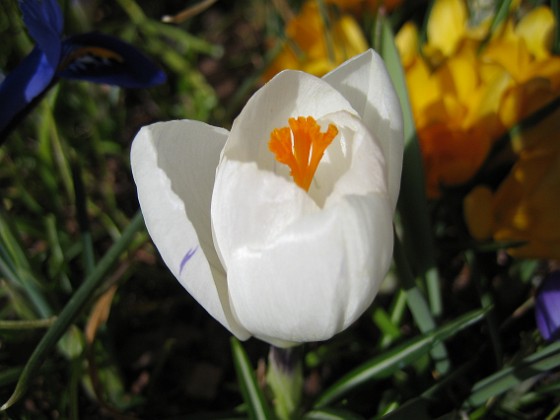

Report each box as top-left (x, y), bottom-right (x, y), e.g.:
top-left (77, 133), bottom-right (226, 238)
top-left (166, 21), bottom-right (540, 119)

top-left (226, 192), bottom-right (394, 345)
top-left (212, 111), bottom-right (386, 271)
top-left (211, 160), bottom-right (320, 271)
top-left (316, 111), bottom-right (387, 206)
top-left (131, 120), bottom-right (250, 340)
top-left (323, 49), bottom-right (404, 211)
top-left (212, 111), bottom-right (391, 345)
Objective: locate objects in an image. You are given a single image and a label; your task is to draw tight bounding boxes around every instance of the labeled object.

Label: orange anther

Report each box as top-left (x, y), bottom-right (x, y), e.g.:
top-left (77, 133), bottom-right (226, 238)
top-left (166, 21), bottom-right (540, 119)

top-left (268, 116), bottom-right (338, 191)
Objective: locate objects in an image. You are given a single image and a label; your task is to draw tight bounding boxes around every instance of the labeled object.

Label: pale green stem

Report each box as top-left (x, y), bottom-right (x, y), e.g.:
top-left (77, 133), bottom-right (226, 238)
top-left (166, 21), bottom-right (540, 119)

top-left (267, 346), bottom-right (304, 420)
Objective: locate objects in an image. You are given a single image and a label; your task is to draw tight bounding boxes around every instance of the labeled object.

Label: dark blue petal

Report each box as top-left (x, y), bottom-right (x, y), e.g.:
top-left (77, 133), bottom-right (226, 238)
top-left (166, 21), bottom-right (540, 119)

top-left (535, 271), bottom-right (560, 341)
top-left (0, 47), bottom-right (57, 139)
top-left (58, 32), bottom-right (166, 88)
top-left (19, 0), bottom-right (63, 67)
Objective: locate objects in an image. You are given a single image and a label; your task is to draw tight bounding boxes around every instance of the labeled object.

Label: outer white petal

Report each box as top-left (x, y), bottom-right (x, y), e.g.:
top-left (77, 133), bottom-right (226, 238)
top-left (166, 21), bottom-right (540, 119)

top-left (212, 72), bottom-right (371, 270)
top-left (211, 160), bottom-right (320, 272)
top-left (323, 49), bottom-right (404, 211)
top-left (226, 193), bottom-right (393, 345)
top-left (131, 120), bottom-right (250, 340)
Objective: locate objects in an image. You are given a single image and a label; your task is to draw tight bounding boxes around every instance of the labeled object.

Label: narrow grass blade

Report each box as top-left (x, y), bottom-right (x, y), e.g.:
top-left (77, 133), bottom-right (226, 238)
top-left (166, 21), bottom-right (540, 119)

top-left (0, 317), bottom-right (56, 330)
top-left (379, 16), bottom-right (442, 318)
top-left (230, 338), bottom-right (274, 420)
top-left (0, 212), bottom-right (52, 318)
top-left (478, 0), bottom-right (512, 52)
top-left (379, 15), bottom-right (437, 281)
top-left (380, 289), bottom-right (407, 348)
top-left (314, 308), bottom-right (487, 408)
top-left (393, 232), bottom-right (450, 374)
top-left (0, 211), bottom-right (145, 411)
top-left (463, 341), bottom-right (560, 409)
top-left (418, 0), bottom-right (434, 47)
top-left (372, 307), bottom-right (401, 344)
top-left (71, 161), bottom-right (95, 276)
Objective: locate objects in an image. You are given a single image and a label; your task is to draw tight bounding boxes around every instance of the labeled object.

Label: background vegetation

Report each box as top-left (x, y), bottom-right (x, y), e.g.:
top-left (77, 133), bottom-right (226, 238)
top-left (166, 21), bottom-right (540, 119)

top-left (0, 0), bottom-right (559, 419)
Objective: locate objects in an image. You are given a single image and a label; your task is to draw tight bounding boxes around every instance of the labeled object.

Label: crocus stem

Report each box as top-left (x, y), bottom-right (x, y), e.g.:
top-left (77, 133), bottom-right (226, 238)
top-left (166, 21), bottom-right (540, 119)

top-left (267, 345), bottom-right (304, 420)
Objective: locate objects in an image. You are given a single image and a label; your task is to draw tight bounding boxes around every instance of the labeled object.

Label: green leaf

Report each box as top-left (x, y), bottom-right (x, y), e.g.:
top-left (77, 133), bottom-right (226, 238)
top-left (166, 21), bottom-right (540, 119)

top-left (372, 307), bottom-right (401, 343)
top-left (478, 0), bottom-right (512, 52)
top-left (304, 408), bottom-right (364, 420)
top-left (71, 161), bottom-right (95, 276)
top-left (0, 211), bottom-right (52, 318)
top-left (393, 233), bottom-right (450, 374)
top-left (463, 341), bottom-right (560, 409)
top-left (230, 338), bottom-right (274, 420)
top-left (57, 324), bottom-right (85, 360)
top-left (314, 308), bottom-right (488, 408)
top-left (379, 15), bottom-right (442, 318)
top-left (381, 396), bottom-right (432, 420)
top-left (379, 16), bottom-right (448, 373)
top-left (0, 211), bottom-right (145, 411)
top-left (0, 317), bottom-right (56, 330)
top-left (380, 290), bottom-right (407, 349)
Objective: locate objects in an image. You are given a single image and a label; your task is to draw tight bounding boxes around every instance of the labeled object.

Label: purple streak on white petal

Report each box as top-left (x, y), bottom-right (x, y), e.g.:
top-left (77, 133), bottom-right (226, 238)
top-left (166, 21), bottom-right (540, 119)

top-left (179, 246), bottom-right (198, 275)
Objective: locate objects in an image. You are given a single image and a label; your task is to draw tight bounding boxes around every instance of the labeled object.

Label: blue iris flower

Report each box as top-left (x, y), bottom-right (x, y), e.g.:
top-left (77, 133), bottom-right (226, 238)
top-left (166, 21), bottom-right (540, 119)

top-left (535, 271), bottom-right (560, 342)
top-left (0, 0), bottom-right (166, 140)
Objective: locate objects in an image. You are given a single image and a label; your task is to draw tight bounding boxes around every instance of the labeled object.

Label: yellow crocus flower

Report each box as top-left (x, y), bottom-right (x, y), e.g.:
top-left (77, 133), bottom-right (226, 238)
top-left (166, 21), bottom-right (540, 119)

top-left (484, 6), bottom-right (560, 129)
top-left (426, 0), bottom-right (468, 58)
top-left (464, 107), bottom-right (560, 260)
top-left (397, 19), bottom-right (506, 197)
top-left (396, 0), bottom-right (560, 199)
top-left (263, 1), bottom-right (368, 81)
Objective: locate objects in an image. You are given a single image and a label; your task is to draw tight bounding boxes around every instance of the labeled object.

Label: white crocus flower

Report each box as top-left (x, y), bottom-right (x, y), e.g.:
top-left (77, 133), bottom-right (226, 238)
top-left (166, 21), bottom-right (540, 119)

top-left (131, 49), bottom-right (403, 347)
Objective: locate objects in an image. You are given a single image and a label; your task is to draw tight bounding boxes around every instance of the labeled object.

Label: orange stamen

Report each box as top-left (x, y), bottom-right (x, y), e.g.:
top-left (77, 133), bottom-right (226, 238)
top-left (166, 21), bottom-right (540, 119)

top-left (268, 116), bottom-right (338, 191)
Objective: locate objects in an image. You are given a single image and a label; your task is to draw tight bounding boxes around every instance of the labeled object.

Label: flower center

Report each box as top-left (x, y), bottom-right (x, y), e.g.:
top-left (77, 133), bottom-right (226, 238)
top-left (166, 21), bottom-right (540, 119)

top-left (268, 116), bottom-right (338, 191)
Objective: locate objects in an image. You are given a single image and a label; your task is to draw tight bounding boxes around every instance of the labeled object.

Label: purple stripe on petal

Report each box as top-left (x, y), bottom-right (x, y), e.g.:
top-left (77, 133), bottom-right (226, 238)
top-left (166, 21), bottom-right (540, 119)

top-left (179, 247), bottom-right (198, 274)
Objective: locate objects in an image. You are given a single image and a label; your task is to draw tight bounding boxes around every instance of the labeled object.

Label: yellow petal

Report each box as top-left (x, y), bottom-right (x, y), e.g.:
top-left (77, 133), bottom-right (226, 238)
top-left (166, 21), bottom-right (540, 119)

top-left (493, 145), bottom-right (560, 259)
top-left (406, 57), bottom-right (441, 124)
top-left (395, 21), bottom-right (419, 68)
top-left (419, 122), bottom-right (492, 197)
top-left (483, 18), bottom-right (538, 82)
top-left (263, 2), bottom-right (367, 80)
top-left (262, 47), bottom-right (300, 81)
top-left (463, 69), bottom-right (511, 138)
top-left (515, 6), bottom-right (555, 60)
top-left (333, 15), bottom-right (368, 60)
top-left (499, 77), bottom-right (555, 128)
top-left (427, 0), bottom-right (467, 57)
top-left (438, 53), bottom-right (477, 100)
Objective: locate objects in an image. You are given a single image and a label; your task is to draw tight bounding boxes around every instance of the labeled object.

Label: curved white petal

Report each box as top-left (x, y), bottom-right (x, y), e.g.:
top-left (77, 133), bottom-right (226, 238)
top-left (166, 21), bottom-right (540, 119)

top-left (323, 49), bottom-right (404, 211)
top-left (227, 192), bottom-right (393, 345)
top-left (211, 160), bottom-right (320, 271)
top-left (131, 120), bottom-right (250, 340)
top-left (212, 110), bottom-right (387, 271)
